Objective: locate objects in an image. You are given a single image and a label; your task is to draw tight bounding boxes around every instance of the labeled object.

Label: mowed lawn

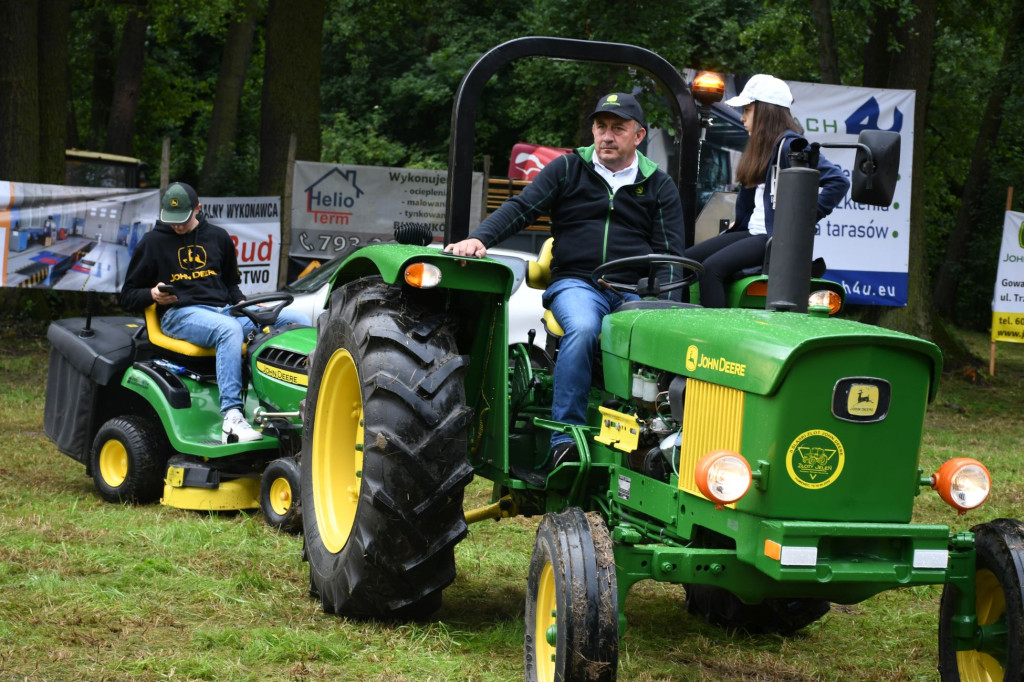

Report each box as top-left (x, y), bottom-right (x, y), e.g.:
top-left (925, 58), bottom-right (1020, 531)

top-left (1, 326), bottom-right (1022, 681)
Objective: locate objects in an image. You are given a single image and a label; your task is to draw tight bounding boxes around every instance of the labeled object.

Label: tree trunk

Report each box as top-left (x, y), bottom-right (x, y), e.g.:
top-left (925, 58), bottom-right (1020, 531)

top-left (105, 1), bottom-right (148, 156)
top-left (86, 9), bottom-right (115, 150)
top-left (867, 0), bottom-right (937, 341)
top-left (38, 0), bottom-right (71, 185)
top-left (0, 0), bottom-right (40, 182)
top-left (811, 0), bottom-right (840, 84)
top-left (200, 0), bottom-right (259, 194)
top-left (932, 1), bottom-right (1024, 315)
top-left (258, 0), bottom-right (326, 196)
top-left (861, 2), bottom-right (897, 88)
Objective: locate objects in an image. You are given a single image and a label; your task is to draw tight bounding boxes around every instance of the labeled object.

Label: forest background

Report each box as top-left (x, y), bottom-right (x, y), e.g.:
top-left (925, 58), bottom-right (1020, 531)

top-left (1, 0), bottom-right (1022, 357)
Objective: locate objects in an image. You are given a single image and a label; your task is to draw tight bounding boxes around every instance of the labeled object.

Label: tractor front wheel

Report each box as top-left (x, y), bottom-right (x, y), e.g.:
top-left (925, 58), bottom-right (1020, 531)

top-left (301, 278), bottom-right (473, 619)
top-left (260, 457), bottom-right (302, 533)
top-left (525, 508), bottom-right (618, 682)
top-left (90, 416), bottom-right (168, 504)
top-left (938, 517), bottom-right (1024, 681)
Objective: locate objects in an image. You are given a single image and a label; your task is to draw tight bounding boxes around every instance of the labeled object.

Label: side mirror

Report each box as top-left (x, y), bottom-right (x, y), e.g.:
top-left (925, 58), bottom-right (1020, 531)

top-left (851, 130), bottom-right (900, 207)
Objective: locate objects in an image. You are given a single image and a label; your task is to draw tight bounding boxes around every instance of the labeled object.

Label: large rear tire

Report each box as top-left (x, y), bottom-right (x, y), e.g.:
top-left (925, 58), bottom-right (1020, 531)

top-left (301, 278), bottom-right (473, 619)
top-left (938, 518), bottom-right (1024, 681)
top-left (525, 508), bottom-right (619, 682)
top-left (90, 415), bottom-right (168, 504)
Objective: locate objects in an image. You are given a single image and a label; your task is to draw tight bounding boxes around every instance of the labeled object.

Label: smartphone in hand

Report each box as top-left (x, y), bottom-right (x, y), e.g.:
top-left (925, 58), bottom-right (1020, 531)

top-left (157, 284), bottom-right (176, 295)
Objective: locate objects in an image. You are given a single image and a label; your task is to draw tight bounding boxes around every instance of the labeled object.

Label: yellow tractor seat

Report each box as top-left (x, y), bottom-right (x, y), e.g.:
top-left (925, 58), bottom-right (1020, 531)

top-left (526, 238), bottom-right (565, 337)
top-left (144, 304), bottom-right (216, 357)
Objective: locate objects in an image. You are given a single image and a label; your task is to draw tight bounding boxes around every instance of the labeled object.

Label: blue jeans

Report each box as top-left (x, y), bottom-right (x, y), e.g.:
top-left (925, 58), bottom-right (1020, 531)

top-left (542, 277), bottom-right (639, 448)
top-left (161, 304), bottom-right (309, 413)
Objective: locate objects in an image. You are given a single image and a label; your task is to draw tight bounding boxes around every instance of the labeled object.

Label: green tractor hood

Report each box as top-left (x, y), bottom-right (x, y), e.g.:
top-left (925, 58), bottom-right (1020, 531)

top-left (602, 308), bottom-right (943, 400)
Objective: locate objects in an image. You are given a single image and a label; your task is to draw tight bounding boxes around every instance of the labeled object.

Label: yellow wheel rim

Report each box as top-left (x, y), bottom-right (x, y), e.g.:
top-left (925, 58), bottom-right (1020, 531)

top-left (956, 568), bottom-right (1006, 680)
top-left (268, 476), bottom-right (293, 516)
top-left (535, 560), bottom-right (558, 682)
top-left (98, 440), bottom-right (128, 488)
top-left (312, 349), bottom-right (364, 554)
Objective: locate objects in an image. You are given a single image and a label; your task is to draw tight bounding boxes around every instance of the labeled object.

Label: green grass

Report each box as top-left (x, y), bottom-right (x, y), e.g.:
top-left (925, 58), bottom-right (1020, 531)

top-left (1, 328), bottom-right (1022, 681)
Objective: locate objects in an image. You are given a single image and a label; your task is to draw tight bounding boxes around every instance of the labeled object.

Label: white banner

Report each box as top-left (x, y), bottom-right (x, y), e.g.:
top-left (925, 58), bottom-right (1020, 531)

top-left (2, 181), bottom-right (281, 297)
top-left (990, 210), bottom-right (1024, 343)
top-left (290, 162), bottom-right (484, 260)
top-left (198, 196), bottom-right (282, 297)
top-left (788, 80), bottom-right (915, 307)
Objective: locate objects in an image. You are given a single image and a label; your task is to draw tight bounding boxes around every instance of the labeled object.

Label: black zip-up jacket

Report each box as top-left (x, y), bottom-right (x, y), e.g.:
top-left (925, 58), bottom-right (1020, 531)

top-left (470, 145), bottom-right (686, 284)
top-left (120, 217), bottom-right (244, 314)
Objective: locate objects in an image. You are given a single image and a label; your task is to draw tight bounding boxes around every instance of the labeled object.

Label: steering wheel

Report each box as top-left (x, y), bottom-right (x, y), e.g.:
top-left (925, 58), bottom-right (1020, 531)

top-left (226, 292), bottom-right (295, 328)
top-left (592, 254), bottom-right (704, 297)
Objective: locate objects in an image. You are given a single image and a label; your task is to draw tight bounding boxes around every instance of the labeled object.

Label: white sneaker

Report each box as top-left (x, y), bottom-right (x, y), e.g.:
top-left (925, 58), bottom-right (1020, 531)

top-left (222, 409), bottom-right (263, 444)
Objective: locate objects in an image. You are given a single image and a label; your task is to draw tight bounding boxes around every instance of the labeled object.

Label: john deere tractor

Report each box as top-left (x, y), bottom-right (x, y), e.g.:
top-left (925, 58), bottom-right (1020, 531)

top-left (297, 38), bottom-right (1023, 681)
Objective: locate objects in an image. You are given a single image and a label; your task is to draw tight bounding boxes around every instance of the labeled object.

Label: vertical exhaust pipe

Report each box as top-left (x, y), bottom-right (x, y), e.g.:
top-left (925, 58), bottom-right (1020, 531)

top-left (766, 154), bottom-right (820, 313)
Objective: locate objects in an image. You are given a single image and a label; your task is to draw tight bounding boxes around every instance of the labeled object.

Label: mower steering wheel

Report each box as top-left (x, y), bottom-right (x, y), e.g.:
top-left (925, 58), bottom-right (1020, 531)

top-left (592, 254), bottom-right (704, 297)
top-left (226, 292), bottom-right (295, 328)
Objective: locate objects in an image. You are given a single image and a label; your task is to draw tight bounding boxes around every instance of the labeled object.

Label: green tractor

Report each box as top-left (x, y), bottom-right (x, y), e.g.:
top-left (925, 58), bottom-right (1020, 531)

top-left (298, 38), bottom-right (1023, 681)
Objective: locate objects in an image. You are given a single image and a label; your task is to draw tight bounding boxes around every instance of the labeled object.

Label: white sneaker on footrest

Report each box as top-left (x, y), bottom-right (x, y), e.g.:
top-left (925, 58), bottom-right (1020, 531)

top-left (222, 409), bottom-right (263, 444)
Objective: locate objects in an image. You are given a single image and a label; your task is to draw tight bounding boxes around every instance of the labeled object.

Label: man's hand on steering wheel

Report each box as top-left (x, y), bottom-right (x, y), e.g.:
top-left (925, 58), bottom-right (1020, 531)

top-left (592, 254), bottom-right (704, 298)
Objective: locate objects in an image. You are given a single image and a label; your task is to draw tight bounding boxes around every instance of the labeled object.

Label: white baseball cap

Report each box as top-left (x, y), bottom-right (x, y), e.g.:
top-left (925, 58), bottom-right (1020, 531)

top-left (724, 74), bottom-right (793, 109)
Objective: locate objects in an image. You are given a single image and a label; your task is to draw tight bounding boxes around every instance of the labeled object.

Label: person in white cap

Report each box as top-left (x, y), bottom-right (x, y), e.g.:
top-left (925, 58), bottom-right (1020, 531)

top-left (686, 74), bottom-right (849, 307)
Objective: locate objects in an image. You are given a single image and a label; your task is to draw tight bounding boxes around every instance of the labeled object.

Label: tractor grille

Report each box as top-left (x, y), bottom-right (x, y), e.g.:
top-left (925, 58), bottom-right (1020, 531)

top-left (678, 379), bottom-right (744, 498)
top-left (258, 347), bottom-right (309, 375)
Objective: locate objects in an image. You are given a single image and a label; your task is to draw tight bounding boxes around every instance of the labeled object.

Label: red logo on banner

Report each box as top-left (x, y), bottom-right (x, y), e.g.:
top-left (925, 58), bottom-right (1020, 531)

top-left (507, 143), bottom-right (571, 180)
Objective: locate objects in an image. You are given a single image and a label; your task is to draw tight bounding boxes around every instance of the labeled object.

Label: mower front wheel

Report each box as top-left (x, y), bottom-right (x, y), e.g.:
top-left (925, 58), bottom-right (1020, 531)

top-left (525, 508), bottom-right (618, 682)
top-left (938, 517), bottom-right (1024, 681)
top-left (90, 416), bottom-right (169, 504)
top-left (260, 457), bottom-right (302, 533)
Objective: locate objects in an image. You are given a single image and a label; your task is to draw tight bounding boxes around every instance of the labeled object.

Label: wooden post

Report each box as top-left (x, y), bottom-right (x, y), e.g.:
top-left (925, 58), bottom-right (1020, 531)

top-left (160, 137), bottom-right (170, 190)
top-left (991, 185), bottom-right (1014, 375)
top-left (279, 133), bottom-right (297, 289)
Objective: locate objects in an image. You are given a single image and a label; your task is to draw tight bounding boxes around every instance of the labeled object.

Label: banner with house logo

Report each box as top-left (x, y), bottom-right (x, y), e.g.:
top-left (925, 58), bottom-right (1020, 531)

top-left (1, 181), bottom-right (281, 297)
top-left (991, 210), bottom-right (1024, 344)
top-left (290, 162), bottom-right (484, 260)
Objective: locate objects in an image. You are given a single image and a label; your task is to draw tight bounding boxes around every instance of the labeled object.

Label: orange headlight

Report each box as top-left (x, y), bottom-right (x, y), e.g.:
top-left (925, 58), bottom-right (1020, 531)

top-left (931, 457), bottom-right (991, 514)
top-left (808, 289), bottom-right (843, 315)
top-left (695, 450), bottom-right (751, 508)
top-left (404, 262), bottom-right (442, 289)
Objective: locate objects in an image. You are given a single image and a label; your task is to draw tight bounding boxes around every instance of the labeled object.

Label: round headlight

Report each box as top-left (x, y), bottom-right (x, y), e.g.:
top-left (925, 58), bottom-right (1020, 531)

top-left (808, 289), bottom-right (842, 315)
top-left (695, 450), bottom-right (752, 508)
top-left (404, 262), bottom-right (442, 288)
top-left (932, 457), bottom-right (991, 513)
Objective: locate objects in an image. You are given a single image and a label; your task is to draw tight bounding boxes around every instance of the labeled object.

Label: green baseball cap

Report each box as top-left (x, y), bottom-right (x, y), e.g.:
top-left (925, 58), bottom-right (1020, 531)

top-left (160, 182), bottom-right (199, 223)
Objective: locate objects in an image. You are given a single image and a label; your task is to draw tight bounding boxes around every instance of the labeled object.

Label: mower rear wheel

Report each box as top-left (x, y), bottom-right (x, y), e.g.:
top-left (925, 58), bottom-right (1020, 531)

top-left (90, 416), bottom-right (169, 504)
top-left (301, 278), bottom-right (473, 619)
top-left (938, 518), bottom-right (1024, 681)
top-left (684, 584), bottom-right (830, 634)
top-left (525, 508), bottom-right (618, 682)
top-left (260, 457), bottom-right (302, 533)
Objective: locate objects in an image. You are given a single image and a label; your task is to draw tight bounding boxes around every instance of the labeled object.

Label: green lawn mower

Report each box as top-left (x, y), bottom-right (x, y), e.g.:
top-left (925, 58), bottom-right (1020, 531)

top-left (44, 293), bottom-right (314, 532)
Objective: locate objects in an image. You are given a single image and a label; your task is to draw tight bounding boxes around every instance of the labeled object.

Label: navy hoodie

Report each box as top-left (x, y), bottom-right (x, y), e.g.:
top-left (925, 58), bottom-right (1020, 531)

top-left (120, 217), bottom-right (244, 314)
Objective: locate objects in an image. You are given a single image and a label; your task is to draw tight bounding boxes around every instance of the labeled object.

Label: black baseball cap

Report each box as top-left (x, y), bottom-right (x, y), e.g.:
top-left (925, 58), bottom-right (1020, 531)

top-left (160, 182), bottom-right (199, 223)
top-left (589, 92), bottom-right (647, 130)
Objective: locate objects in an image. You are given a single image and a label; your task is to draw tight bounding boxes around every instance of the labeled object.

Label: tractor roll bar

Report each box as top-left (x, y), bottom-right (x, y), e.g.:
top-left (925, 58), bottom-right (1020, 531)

top-left (444, 36), bottom-right (700, 246)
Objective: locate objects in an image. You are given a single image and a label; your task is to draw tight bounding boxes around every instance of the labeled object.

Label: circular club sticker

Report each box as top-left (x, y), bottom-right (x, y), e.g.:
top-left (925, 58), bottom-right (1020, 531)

top-left (785, 429), bottom-right (845, 490)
